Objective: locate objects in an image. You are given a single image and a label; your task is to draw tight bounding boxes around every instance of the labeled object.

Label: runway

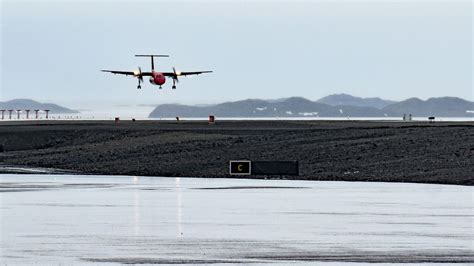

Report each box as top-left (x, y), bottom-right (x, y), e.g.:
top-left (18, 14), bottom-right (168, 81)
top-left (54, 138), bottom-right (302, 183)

top-left (1, 174), bottom-right (472, 264)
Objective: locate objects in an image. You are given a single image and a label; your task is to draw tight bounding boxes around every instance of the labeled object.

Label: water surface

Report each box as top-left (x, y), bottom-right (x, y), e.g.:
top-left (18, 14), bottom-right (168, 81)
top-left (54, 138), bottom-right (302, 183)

top-left (1, 175), bottom-right (472, 264)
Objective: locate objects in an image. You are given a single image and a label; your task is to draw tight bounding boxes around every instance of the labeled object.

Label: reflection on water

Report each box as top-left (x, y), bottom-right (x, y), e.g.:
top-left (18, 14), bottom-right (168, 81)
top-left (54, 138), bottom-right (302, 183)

top-left (176, 177), bottom-right (183, 238)
top-left (133, 176), bottom-right (140, 236)
top-left (0, 174), bottom-right (472, 265)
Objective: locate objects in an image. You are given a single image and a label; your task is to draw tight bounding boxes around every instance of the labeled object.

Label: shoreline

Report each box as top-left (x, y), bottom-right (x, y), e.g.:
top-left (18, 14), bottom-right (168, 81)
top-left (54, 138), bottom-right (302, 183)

top-left (0, 120), bottom-right (472, 186)
top-left (0, 164), bottom-right (470, 187)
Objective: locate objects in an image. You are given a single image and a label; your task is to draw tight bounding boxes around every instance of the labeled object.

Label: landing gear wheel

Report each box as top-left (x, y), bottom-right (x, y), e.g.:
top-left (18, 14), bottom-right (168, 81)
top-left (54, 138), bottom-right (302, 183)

top-left (137, 85), bottom-right (141, 89)
top-left (159, 86), bottom-right (163, 90)
top-left (172, 85), bottom-right (176, 89)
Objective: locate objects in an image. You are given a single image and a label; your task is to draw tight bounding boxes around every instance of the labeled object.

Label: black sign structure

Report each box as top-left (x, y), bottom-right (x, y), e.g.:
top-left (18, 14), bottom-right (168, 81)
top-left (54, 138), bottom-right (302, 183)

top-left (252, 161), bottom-right (299, 175)
top-left (229, 160), bottom-right (251, 175)
top-left (229, 160), bottom-right (299, 176)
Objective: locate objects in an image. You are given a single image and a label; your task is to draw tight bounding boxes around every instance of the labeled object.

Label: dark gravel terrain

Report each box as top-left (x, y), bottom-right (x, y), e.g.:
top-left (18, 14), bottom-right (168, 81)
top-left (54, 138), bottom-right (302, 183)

top-left (0, 120), bottom-right (472, 185)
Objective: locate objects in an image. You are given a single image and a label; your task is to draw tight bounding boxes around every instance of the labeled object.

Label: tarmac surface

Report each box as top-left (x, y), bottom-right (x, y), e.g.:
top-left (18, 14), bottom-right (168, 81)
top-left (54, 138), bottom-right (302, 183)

top-left (0, 120), bottom-right (473, 185)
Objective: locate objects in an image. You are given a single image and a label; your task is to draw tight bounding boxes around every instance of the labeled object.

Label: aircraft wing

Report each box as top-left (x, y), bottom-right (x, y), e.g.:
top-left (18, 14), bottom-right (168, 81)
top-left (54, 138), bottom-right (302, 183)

top-left (162, 71), bottom-right (213, 77)
top-left (101, 70), bottom-right (153, 76)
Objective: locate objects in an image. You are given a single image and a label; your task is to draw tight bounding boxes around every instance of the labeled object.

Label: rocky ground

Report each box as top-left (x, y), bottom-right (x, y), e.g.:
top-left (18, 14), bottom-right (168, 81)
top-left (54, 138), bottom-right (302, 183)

top-left (0, 120), bottom-right (472, 185)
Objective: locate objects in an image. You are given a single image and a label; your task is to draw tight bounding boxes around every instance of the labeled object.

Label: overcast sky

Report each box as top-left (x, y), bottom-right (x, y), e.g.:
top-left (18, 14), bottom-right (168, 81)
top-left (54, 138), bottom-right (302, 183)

top-left (1, 0), bottom-right (472, 110)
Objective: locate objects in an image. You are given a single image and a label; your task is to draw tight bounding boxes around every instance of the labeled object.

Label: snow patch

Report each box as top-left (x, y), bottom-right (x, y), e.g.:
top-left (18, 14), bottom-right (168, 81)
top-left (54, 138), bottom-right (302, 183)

top-left (298, 112), bottom-right (319, 116)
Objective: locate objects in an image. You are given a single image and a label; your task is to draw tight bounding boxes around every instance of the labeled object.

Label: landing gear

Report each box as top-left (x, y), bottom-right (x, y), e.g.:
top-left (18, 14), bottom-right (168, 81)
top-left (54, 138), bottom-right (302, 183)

top-left (159, 86), bottom-right (163, 89)
top-left (172, 78), bottom-right (177, 89)
top-left (137, 79), bottom-right (142, 89)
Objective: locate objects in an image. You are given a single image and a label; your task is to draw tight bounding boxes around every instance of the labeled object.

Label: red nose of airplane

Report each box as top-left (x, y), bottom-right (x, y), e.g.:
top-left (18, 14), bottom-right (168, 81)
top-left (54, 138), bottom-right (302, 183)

top-left (154, 74), bottom-right (166, 85)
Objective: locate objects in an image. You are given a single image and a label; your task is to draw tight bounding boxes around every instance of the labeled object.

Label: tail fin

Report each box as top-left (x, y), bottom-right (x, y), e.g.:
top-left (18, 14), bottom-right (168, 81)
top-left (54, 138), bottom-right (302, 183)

top-left (135, 54), bottom-right (170, 71)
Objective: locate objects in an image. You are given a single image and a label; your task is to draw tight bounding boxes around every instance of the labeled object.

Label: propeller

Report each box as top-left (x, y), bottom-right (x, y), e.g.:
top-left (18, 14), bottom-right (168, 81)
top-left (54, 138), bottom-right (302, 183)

top-left (172, 67), bottom-right (180, 83)
top-left (138, 67), bottom-right (143, 83)
top-left (134, 67), bottom-right (144, 82)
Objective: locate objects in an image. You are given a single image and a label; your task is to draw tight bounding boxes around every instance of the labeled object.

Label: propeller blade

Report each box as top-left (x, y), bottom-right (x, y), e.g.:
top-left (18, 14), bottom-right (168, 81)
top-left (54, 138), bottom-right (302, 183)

top-left (139, 67), bottom-right (143, 82)
top-left (173, 67), bottom-right (179, 83)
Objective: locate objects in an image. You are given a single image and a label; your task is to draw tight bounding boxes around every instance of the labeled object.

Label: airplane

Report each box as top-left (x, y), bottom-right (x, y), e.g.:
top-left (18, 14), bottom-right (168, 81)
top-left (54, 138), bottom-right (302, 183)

top-left (101, 54), bottom-right (212, 90)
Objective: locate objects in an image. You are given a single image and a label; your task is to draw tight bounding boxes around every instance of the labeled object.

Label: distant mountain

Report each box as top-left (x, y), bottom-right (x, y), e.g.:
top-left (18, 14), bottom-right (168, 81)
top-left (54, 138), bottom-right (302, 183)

top-left (149, 97), bottom-right (387, 118)
top-left (0, 99), bottom-right (78, 113)
top-left (317, 93), bottom-right (396, 109)
top-left (382, 97), bottom-right (474, 117)
top-left (149, 95), bottom-right (474, 118)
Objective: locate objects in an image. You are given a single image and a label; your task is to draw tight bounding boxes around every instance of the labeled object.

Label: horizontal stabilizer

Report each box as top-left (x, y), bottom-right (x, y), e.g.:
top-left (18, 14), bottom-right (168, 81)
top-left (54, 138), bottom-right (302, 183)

top-left (135, 54), bottom-right (169, 57)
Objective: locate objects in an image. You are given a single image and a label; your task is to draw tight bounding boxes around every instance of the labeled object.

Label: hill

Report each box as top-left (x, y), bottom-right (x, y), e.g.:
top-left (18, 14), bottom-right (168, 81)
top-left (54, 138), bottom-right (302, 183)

top-left (0, 99), bottom-right (78, 114)
top-left (317, 93), bottom-right (396, 109)
top-left (149, 97), bottom-right (386, 118)
top-left (150, 95), bottom-right (474, 118)
top-left (382, 97), bottom-right (474, 117)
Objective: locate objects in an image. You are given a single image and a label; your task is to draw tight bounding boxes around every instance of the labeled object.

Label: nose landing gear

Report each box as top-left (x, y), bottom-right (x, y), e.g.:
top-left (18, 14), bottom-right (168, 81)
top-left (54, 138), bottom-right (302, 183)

top-left (172, 85), bottom-right (176, 89)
